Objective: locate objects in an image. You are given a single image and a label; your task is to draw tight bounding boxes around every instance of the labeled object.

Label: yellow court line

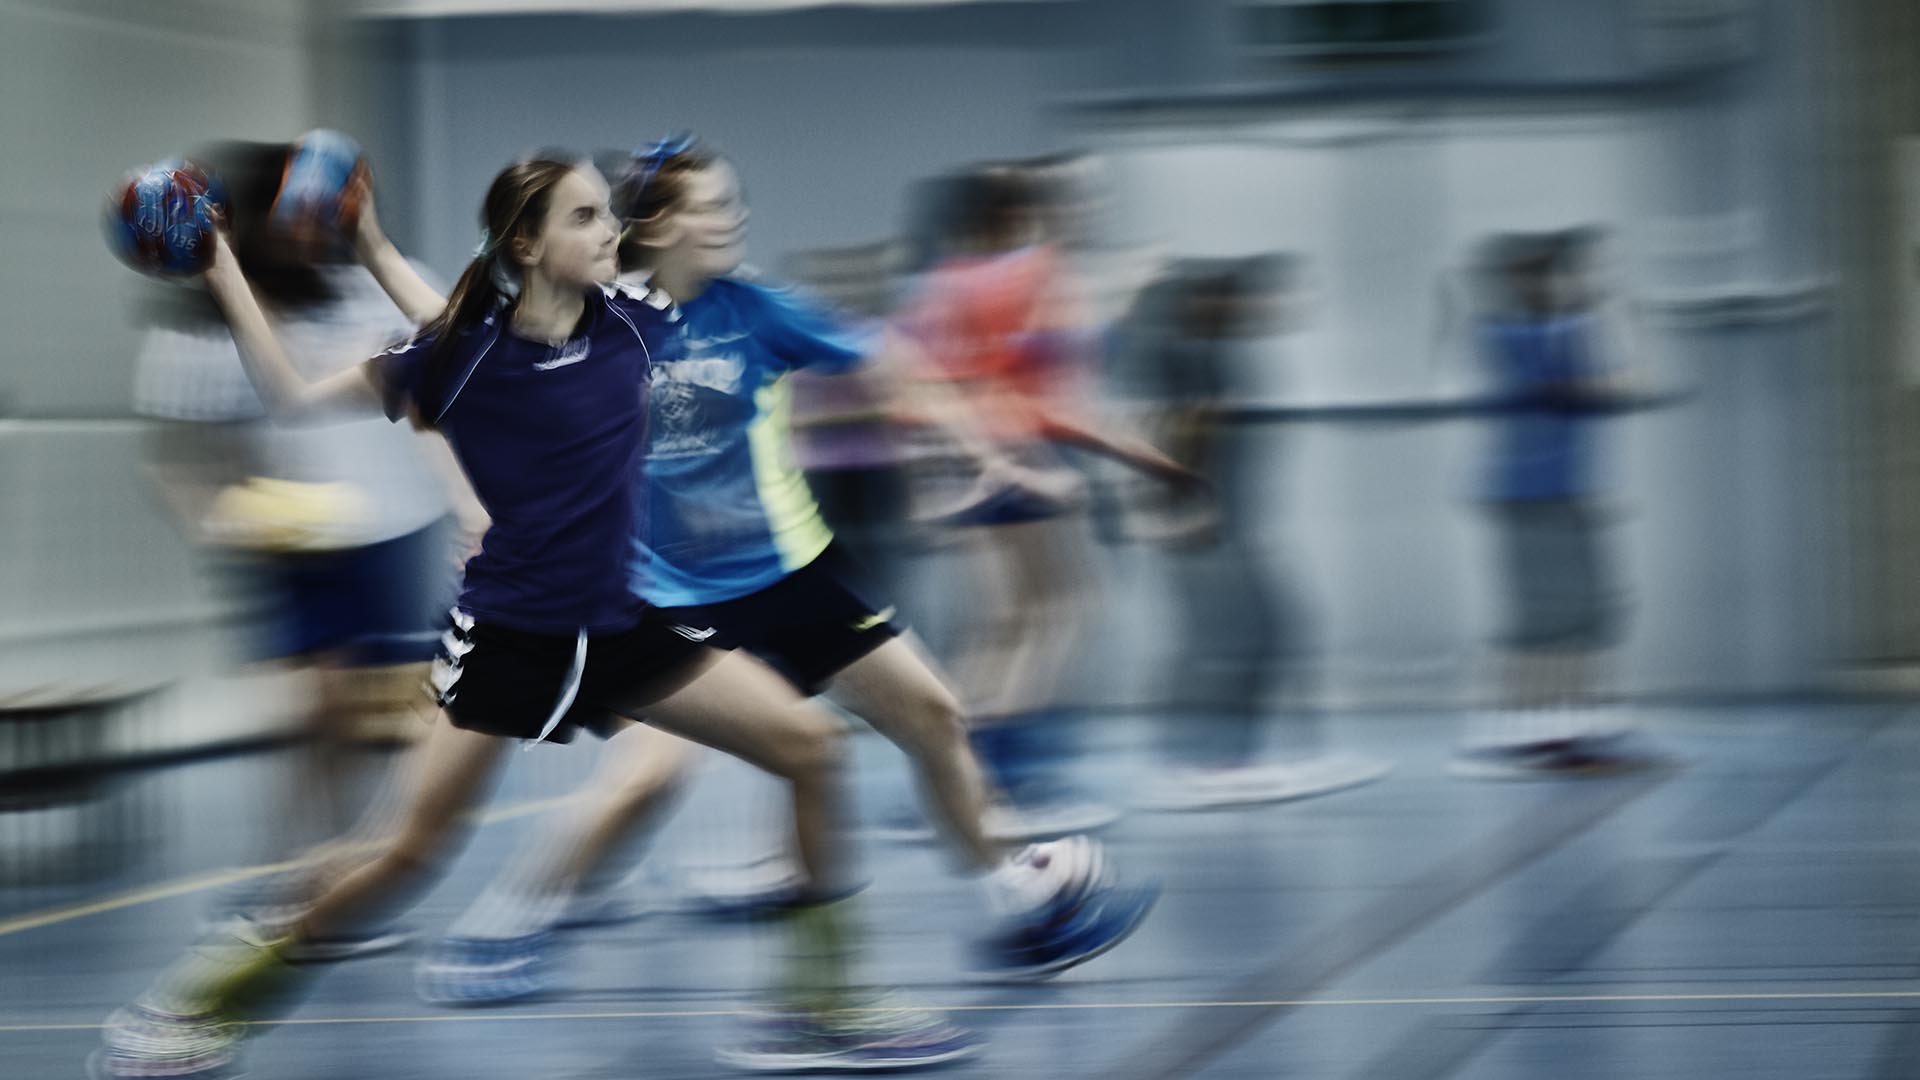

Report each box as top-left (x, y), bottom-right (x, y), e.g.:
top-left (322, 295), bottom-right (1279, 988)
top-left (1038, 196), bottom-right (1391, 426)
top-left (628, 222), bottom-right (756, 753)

top-left (10, 988), bottom-right (1920, 1034)
top-left (0, 794), bottom-right (577, 939)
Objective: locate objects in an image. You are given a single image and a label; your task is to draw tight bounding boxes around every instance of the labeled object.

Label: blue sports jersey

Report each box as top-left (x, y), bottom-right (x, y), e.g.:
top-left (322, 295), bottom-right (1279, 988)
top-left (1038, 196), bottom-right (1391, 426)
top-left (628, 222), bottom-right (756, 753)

top-left (1482, 312), bottom-right (1604, 502)
top-left (628, 276), bottom-right (876, 607)
top-left (375, 282), bottom-right (678, 634)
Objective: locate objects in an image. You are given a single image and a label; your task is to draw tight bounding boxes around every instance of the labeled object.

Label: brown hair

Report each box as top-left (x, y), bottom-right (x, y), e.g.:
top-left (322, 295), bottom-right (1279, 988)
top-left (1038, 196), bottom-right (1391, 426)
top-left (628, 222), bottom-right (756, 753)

top-left (411, 157), bottom-right (581, 423)
top-left (609, 142), bottom-right (721, 274)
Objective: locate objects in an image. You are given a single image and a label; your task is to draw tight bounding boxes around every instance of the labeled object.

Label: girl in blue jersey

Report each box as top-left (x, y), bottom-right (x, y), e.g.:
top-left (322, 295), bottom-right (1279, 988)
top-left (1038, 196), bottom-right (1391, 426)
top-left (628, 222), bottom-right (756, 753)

top-left (94, 155), bottom-right (975, 1079)
top-left (417, 138), bottom-right (1160, 1034)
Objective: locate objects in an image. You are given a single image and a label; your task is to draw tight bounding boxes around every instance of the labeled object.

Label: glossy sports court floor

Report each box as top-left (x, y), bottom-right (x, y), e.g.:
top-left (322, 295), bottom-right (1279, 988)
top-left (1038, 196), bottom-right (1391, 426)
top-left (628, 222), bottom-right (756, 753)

top-left (2, 704), bottom-right (1912, 1078)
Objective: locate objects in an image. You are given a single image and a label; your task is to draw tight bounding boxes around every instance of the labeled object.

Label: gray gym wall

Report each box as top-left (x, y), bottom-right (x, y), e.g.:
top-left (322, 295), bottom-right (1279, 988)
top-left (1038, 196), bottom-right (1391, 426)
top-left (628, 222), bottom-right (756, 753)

top-left (1, 0), bottom-right (1903, 731)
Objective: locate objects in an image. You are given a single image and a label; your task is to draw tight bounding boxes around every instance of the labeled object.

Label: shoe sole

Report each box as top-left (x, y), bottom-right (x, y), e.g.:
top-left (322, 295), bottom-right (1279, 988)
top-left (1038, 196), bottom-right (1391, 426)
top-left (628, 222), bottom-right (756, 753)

top-left (985, 882), bottom-right (1161, 982)
top-left (714, 1041), bottom-right (982, 1072)
top-left (86, 1049), bottom-right (246, 1080)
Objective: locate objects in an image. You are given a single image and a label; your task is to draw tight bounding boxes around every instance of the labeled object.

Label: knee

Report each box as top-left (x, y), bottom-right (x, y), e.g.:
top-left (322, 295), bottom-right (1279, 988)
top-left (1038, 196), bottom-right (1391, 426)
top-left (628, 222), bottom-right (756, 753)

top-left (777, 710), bottom-right (848, 784)
top-left (891, 689), bottom-right (970, 760)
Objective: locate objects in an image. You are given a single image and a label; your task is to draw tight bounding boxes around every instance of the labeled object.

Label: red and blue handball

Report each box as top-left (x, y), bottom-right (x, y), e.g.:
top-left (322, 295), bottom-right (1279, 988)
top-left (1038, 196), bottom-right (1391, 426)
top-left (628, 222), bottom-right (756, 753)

top-left (104, 159), bottom-right (226, 277)
top-left (270, 128), bottom-right (369, 250)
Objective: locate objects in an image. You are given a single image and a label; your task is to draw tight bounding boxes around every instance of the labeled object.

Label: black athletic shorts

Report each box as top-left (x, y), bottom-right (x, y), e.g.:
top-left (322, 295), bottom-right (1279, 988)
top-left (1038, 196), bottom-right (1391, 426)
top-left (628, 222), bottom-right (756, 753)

top-left (428, 607), bottom-right (714, 743)
top-left (658, 543), bottom-right (902, 696)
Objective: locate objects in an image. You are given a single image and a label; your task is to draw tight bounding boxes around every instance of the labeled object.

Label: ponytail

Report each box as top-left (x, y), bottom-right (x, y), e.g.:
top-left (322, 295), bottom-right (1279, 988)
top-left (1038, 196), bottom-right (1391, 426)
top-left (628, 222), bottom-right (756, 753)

top-left (410, 255), bottom-right (503, 425)
top-left (402, 156), bottom-right (578, 429)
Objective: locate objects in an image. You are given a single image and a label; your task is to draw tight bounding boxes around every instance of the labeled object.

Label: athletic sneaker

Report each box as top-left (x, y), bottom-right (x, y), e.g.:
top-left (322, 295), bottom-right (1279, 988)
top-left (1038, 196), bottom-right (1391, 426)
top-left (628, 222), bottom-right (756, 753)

top-left (716, 994), bottom-right (982, 1072)
top-left (1138, 754), bottom-right (1395, 811)
top-left (414, 932), bottom-right (558, 1006)
top-left (976, 839), bottom-right (1160, 980)
top-left (90, 1003), bottom-right (242, 1080)
top-left (1450, 731), bottom-right (1664, 780)
top-left (91, 921), bottom-right (293, 1079)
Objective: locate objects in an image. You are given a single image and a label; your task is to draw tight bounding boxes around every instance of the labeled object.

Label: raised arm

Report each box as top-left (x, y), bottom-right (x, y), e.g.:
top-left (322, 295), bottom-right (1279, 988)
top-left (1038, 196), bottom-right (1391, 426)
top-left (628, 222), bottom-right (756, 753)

top-left (349, 172), bottom-right (447, 327)
top-left (203, 230), bottom-right (384, 420)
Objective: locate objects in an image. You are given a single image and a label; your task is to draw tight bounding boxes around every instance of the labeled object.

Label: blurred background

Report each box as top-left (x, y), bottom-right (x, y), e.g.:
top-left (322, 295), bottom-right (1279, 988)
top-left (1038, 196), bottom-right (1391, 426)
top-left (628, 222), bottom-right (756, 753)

top-left (6, 1), bottom-right (1920, 1077)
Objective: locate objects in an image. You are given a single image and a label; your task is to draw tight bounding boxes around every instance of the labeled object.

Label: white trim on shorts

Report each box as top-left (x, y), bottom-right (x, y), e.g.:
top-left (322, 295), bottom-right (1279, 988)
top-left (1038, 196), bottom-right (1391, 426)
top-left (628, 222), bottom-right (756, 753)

top-left (526, 629), bottom-right (589, 749)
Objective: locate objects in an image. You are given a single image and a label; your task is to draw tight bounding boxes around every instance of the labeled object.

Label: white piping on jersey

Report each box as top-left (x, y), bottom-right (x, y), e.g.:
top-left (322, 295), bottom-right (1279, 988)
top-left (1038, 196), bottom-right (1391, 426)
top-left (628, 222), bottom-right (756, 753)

top-left (432, 317), bottom-right (505, 425)
top-left (527, 629), bottom-right (589, 748)
top-left (601, 281), bottom-right (672, 360)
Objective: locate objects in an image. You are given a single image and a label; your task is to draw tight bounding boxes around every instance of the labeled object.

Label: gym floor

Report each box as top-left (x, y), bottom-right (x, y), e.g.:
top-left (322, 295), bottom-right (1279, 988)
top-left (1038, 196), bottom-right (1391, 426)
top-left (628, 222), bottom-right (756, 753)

top-left (1, 703), bottom-right (1912, 1079)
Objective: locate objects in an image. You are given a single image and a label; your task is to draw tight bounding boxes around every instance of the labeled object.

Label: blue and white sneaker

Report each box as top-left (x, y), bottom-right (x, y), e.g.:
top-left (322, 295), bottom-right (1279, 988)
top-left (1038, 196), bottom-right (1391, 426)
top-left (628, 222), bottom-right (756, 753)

top-left (976, 839), bottom-right (1159, 981)
top-left (414, 932), bottom-right (558, 1006)
top-left (716, 993), bottom-right (982, 1072)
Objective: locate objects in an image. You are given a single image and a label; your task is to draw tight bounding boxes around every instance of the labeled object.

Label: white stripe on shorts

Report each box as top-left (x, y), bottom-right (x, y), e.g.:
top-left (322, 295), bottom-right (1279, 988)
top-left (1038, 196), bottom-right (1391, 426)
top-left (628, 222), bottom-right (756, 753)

top-left (527, 629), bottom-right (590, 748)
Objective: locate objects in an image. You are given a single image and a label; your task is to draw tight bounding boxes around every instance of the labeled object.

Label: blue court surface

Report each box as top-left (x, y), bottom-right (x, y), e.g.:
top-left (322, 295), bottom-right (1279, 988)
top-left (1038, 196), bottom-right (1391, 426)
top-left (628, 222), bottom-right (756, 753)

top-left (2, 704), bottom-right (1912, 1079)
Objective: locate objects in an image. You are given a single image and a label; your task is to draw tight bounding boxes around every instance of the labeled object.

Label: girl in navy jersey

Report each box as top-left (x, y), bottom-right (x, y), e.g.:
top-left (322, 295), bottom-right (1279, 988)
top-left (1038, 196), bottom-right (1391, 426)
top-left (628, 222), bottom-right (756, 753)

top-left (416, 139), bottom-right (1160, 1031)
top-left (93, 156), bottom-right (974, 1079)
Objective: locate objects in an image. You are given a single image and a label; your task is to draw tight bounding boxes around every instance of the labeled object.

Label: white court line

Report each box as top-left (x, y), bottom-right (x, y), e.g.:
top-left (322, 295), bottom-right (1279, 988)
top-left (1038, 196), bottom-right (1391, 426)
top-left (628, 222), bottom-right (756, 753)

top-left (11, 988), bottom-right (1920, 1034)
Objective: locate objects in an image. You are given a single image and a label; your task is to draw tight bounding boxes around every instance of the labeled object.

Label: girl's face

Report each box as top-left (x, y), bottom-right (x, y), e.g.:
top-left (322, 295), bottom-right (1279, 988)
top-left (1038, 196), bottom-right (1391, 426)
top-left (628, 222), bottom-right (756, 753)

top-left (655, 160), bottom-right (749, 281)
top-left (517, 166), bottom-right (620, 288)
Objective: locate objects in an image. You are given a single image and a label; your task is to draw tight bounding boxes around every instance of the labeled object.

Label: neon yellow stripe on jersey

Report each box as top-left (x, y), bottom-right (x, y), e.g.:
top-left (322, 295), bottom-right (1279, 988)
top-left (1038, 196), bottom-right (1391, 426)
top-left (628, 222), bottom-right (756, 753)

top-left (750, 374), bottom-right (833, 572)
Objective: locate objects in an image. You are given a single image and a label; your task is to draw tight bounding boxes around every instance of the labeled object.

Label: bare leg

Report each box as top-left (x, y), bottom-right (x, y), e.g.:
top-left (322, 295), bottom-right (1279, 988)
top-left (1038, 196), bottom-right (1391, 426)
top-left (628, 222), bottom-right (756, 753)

top-left (546, 722), bottom-right (698, 892)
top-left (825, 636), bottom-right (999, 871)
top-left (295, 715), bottom-right (507, 942)
top-left (628, 650), bottom-right (851, 899)
top-left (972, 517), bottom-right (1094, 719)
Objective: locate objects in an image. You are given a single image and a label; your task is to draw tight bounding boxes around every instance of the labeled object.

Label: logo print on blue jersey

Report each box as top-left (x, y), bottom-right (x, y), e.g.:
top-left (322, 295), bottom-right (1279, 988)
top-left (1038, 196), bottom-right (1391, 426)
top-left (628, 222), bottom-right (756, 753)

top-left (649, 354), bottom-right (746, 460)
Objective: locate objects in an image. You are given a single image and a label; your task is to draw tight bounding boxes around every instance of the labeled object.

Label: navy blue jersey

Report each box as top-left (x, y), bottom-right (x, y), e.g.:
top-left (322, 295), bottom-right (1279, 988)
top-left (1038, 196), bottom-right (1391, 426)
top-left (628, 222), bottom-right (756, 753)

top-left (374, 282), bottom-right (678, 634)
